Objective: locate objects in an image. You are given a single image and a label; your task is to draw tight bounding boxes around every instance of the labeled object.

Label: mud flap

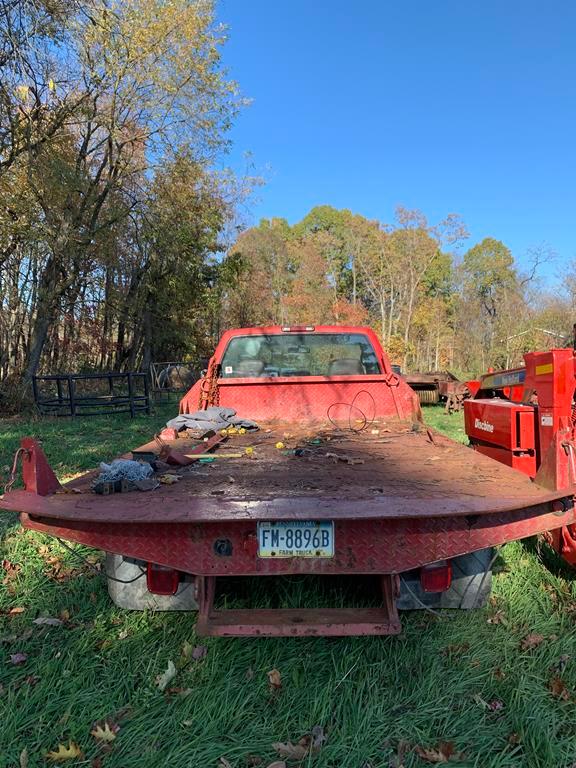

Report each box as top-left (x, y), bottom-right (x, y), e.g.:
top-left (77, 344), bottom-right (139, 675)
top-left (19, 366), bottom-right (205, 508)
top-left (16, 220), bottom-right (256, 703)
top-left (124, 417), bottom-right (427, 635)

top-left (105, 554), bottom-right (198, 611)
top-left (396, 548), bottom-right (493, 610)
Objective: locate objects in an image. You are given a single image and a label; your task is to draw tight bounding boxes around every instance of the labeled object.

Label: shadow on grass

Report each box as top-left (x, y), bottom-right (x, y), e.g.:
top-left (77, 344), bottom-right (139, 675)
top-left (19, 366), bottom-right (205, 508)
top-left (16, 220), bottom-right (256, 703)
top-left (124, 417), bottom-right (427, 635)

top-left (521, 536), bottom-right (576, 582)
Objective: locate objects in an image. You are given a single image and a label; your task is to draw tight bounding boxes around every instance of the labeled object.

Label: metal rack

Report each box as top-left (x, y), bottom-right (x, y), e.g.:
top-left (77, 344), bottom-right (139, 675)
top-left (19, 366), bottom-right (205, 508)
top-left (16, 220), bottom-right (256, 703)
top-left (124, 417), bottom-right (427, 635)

top-left (32, 371), bottom-right (150, 417)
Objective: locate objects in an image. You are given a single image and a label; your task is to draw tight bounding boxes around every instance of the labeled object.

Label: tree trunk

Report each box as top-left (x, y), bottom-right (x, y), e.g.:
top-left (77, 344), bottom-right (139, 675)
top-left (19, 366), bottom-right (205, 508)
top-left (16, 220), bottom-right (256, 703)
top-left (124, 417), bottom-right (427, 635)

top-left (141, 302), bottom-right (152, 372)
top-left (22, 253), bottom-right (63, 384)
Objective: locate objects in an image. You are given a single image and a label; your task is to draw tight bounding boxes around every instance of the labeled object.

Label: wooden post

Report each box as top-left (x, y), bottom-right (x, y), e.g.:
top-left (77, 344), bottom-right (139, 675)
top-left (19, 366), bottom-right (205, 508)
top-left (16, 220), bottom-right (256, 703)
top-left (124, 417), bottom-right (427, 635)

top-left (127, 372), bottom-right (135, 417)
top-left (32, 376), bottom-right (39, 411)
top-left (68, 376), bottom-right (76, 417)
top-left (143, 372), bottom-right (150, 414)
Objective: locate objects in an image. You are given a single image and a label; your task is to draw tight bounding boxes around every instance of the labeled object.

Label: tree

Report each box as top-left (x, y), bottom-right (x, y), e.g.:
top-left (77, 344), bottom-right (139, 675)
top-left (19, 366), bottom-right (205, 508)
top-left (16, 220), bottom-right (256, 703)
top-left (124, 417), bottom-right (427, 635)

top-left (223, 218), bottom-right (294, 326)
top-left (462, 238), bottom-right (517, 319)
top-left (457, 237), bottom-right (523, 370)
top-left (132, 151), bottom-right (234, 369)
top-left (0, 0), bottom-right (92, 177)
top-left (355, 207), bottom-right (465, 367)
top-left (21, 0), bottom-right (239, 382)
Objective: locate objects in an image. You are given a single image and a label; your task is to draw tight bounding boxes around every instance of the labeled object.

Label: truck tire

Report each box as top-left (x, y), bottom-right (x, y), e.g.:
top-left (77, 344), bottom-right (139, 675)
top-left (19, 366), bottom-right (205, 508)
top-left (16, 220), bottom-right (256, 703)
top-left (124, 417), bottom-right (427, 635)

top-left (396, 548), bottom-right (493, 611)
top-left (105, 553), bottom-right (198, 611)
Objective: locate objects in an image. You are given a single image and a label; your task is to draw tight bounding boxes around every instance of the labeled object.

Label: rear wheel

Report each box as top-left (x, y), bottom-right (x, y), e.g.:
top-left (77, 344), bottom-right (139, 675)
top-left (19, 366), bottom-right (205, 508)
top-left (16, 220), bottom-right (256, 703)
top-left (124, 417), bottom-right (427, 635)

top-left (397, 548), bottom-right (493, 610)
top-left (105, 553), bottom-right (198, 611)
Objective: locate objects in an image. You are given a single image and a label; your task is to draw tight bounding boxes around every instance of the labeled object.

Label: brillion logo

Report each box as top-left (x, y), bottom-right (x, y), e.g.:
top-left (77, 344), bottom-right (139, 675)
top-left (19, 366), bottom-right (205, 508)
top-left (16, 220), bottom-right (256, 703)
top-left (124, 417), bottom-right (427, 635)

top-left (474, 418), bottom-right (495, 433)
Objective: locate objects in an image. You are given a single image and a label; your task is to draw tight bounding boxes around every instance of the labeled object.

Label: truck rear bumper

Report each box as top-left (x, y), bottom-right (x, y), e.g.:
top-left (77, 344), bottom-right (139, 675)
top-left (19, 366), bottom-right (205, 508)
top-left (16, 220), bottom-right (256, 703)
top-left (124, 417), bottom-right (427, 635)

top-left (19, 497), bottom-right (574, 577)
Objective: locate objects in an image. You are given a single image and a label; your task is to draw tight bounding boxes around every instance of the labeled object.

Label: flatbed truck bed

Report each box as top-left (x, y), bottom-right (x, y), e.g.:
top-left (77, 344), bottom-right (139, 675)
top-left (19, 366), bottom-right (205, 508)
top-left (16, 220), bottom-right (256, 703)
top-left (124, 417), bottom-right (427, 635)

top-left (2, 325), bottom-right (575, 636)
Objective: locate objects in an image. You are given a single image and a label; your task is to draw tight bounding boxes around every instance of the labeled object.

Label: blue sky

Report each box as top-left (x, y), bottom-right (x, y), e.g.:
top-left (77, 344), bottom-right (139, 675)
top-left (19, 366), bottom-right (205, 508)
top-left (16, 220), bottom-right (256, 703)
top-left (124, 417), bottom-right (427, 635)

top-left (218, 1), bottom-right (575, 282)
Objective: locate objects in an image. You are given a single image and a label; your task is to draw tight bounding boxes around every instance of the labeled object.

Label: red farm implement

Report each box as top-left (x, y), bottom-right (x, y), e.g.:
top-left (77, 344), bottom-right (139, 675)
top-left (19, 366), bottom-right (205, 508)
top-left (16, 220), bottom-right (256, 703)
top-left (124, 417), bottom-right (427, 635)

top-left (465, 344), bottom-right (576, 565)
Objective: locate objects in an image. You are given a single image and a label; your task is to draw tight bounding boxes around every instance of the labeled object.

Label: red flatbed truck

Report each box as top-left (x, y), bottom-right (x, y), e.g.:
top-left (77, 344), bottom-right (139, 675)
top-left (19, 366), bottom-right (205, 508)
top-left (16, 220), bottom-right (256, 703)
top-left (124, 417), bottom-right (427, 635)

top-left (1, 325), bottom-right (574, 637)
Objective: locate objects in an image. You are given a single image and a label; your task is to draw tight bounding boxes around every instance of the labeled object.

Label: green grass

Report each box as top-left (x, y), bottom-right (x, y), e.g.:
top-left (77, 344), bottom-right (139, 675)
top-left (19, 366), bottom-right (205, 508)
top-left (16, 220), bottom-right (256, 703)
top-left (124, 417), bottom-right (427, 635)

top-left (1, 406), bottom-right (576, 767)
top-left (421, 404), bottom-right (470, 444)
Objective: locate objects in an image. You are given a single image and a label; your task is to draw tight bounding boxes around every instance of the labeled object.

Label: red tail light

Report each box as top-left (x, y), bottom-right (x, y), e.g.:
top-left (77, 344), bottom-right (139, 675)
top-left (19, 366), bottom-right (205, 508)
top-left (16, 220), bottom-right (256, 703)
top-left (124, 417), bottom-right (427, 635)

top-left (146, 562), bottom-right (179, 595)
top-left (420, 561), bottom-right (452, 593)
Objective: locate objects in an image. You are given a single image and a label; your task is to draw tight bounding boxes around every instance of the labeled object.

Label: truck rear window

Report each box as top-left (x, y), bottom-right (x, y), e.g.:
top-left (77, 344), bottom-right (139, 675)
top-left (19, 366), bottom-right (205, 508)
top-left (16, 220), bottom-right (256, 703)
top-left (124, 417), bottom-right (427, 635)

top-left (220, 333), bottom-right (381, 378)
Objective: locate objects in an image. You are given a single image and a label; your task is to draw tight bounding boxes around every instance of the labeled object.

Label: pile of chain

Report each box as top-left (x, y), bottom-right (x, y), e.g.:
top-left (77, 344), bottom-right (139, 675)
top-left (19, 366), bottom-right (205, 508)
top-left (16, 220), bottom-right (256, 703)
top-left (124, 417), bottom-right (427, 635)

top-left (198, 358), bottom-right (220, 409)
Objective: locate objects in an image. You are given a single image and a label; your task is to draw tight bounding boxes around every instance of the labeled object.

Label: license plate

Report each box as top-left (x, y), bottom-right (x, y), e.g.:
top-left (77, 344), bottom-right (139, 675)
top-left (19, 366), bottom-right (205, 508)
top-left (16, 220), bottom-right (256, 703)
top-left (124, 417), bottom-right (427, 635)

top-left (257, 521), bottom-right (334, 558)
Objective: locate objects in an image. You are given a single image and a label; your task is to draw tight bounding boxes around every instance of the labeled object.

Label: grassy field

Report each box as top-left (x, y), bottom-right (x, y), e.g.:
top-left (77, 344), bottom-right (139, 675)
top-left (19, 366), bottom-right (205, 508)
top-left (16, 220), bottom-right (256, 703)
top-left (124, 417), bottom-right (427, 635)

top-left (1, 404), bottom-right (576, 767)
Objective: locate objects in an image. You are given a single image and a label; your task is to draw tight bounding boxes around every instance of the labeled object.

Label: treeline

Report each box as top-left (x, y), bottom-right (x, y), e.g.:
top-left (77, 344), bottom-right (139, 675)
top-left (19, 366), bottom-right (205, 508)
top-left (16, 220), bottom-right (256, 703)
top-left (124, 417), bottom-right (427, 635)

top-left (0, 0), bottom-right (249, 407)
top-left (222, 206), bottom-right (573, 376)
top-left (1, 2), bottom-right (574, 413)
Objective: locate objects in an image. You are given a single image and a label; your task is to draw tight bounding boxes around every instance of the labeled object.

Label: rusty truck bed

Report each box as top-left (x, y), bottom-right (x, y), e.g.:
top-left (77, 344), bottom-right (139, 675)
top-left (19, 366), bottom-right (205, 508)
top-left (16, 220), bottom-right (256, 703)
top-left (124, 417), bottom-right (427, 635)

top-left (1, 420), bottom-right (569, 523)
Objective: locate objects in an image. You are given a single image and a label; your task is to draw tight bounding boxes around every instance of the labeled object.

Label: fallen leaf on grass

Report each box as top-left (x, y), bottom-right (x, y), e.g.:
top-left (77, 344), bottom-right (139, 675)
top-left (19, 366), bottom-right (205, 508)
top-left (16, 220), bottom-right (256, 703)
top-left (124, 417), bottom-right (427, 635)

top-left (390, 739), bottom-right (411, 768)
top-left (19, 747), bottom-right (28, 768)
top-left (493, 667), bottom-right (506, 680)
top-left (179, 642), bottom-right (207, 666)
top-left (180, 640), bottom-right (194, 660)
top-left (156, 660), bottom-right (177, 692)
top-left (43, 559), bottom-right (81, 582)
top-left (2, 558), bottom-right (21, 573)
top-left (47, 742), bottom-right (83, 761)
top-left (8, 606), bottom-right (25, 615)
top-left (549, 676), bottom-right (571, 701)
top-left (90, 722), bottom-right (118, 743)
top-left (218, 758), bottom-right (233, 768)
top-left (165, 687), bottom-right (192, 697)
top-left (472, 693), bottom-right (504, 712)
top-left (9, 652), bottom-right (27, 665)
top-left (521, 633), bottom-right (545, 650)
top-left (245, 756), bottom-right (262, 767)
top-left (267, 668), bottom-right (282, 691)
top-left (272, 741), bottom-right (308, 761)
top-left (266, 763), bottom-right (286, 768)
top-left (2, 559), bottom-right (21, 594)
top-left (33, 617), bottom-right (63, 626)
top-left (272, 726), bottom-right (326, 761)
top-left (487, 609), bottom-right (508, 626)
top-left (415, 742), bottom-right (458, 763)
